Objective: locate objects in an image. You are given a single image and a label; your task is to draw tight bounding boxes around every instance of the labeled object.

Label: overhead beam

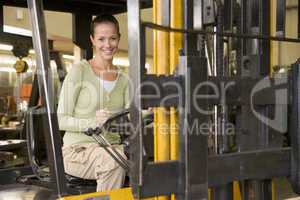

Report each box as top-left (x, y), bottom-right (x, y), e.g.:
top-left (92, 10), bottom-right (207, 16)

top-left (0, 0), bottom-right (152, 15)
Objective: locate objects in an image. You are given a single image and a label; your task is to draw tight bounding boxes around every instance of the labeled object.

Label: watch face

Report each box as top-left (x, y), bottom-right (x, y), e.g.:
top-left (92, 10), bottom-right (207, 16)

top-left (14, 60), bottom-right (28, 73)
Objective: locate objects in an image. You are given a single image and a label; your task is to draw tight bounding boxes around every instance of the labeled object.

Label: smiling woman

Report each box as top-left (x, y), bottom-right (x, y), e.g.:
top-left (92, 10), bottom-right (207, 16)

top-left (57, 14), bottom-right (129, 192)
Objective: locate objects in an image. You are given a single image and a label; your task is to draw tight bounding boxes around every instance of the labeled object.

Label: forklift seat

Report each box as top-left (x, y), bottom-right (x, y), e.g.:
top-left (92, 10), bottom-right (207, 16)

top-left (23, 106), bottom-right (97, 192)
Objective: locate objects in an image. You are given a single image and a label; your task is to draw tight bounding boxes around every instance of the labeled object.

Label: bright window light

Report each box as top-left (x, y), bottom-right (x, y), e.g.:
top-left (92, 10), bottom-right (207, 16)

top-left (0, 54), bottom-right (34, 72)
top-left (113, 58), bottom-right (129, 67)
top-left (0, 44), bottom-right (13, 51)
top-left (145, 63), bottom-right (150, 69)
top-left (30, 51), bottom-right (75, 61)
top-left (0, 67), bottom-right (32, 73)
top-left (0, 54), bottom-right (17, 65)
top-left (62, 54), bottom-right (74, 60)
top-left (0, 67), bottom-right (16, 72)
top-left (28, 49), bottom-right (35, 54)
top-left (0, 66), bottom-right (32, 73)
top-left (4, 25), bottom-right (32, 37)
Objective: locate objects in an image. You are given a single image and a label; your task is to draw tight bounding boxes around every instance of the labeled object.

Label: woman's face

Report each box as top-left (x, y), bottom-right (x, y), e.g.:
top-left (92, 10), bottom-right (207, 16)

top-left (90, 22), bottom-right (120, 62)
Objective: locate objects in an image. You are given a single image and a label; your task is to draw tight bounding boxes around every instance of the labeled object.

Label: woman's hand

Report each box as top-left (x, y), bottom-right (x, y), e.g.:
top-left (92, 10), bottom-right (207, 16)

top-left (96, 109), bottom-right (113, 126)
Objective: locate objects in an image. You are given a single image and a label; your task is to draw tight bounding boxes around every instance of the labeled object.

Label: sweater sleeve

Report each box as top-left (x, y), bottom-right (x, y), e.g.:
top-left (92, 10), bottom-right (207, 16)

top-left (57, 63), bottom-right (97, 132)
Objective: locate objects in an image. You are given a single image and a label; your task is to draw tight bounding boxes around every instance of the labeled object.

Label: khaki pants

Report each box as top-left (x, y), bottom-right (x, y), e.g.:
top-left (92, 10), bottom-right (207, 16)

top-left (62, 143), bottom-right (126, 192)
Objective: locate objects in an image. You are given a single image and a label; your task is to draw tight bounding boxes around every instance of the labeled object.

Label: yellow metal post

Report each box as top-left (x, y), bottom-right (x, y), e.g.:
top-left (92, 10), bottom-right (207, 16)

top-left (270, 0), bottom-right (279, 76)
top-left (152, 0), bottom-right (158, 169)
top-left (155, 0), bottom-right (170, 161)
top-left (170, 1), bottom-right (182, 199)
top-left (154, 0), bottom-right (170, 200)
top-left (170, 0), bottom-right (182, 162)
top-left (233, 181), bottom-right (242, 200)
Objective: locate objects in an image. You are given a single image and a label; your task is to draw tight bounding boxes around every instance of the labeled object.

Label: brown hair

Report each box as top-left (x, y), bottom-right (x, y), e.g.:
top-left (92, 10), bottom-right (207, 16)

top-left (90, 14), bottom-right (120, 37)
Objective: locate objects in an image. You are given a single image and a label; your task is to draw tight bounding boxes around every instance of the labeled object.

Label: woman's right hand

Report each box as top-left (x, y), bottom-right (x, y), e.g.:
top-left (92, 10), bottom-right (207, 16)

top-left (96, 109), bottom-right (113, 126)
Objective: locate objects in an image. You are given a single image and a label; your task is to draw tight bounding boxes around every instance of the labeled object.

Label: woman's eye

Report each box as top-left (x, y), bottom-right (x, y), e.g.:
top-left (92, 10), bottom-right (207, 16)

top-left (99, 38), bottom-right (105, 41)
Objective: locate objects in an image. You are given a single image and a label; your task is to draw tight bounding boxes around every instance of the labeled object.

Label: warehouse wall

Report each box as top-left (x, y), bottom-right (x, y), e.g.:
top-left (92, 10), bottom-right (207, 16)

top-left (271, 0), bottom-right (300, 68)
top-left (2, 2), bottom-right (300, 77)
top-left (3, 6), bottom-right (153, 54)
top-left (281, 0), bottom-right (300, 65)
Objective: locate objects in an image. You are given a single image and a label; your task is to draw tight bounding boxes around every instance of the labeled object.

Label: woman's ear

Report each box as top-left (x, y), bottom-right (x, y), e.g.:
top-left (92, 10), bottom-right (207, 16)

top-left (90, 35), bottom-right (95, 45)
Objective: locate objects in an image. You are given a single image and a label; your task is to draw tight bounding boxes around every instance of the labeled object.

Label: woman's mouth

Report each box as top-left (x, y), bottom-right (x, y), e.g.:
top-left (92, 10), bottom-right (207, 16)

top-left (102, 49), bottom-right (114, 54)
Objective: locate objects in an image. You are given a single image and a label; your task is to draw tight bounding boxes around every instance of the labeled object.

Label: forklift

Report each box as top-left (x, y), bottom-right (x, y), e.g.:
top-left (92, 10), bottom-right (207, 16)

top-left (1, 0), bottom-right (300, 200)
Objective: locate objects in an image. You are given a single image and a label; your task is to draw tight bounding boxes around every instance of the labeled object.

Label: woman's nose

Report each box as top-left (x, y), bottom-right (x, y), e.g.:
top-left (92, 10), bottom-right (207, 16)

top-left (104, 39), bottom-right (111, 47)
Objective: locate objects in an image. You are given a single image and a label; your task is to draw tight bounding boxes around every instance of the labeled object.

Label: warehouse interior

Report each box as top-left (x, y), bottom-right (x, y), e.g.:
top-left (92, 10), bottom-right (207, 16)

top-left (0, 0), bottom-right (300, 200)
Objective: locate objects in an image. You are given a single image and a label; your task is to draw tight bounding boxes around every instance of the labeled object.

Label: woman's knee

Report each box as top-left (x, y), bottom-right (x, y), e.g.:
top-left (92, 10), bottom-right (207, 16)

top-left (95, 148), bottom-right (126, 172)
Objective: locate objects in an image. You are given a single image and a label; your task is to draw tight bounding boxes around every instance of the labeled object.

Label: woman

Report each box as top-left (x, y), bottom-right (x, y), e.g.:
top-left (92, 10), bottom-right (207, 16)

top-left (57, 14), bottom-right (128, 192)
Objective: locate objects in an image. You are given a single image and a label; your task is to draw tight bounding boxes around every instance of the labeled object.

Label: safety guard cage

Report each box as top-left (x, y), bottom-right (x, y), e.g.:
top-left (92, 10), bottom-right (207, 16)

top-left (127, 0), bottom-right (300, 200)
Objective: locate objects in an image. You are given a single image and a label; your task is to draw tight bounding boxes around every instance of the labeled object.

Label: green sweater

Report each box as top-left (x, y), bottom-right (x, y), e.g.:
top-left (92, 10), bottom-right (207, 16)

top-left (57, 60), bottom-right (129, 146)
